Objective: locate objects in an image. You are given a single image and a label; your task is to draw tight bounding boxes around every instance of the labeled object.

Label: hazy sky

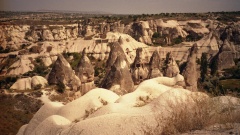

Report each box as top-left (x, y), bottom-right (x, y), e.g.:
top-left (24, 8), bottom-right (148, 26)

top-left (1, 0), bottom-right (240, 14)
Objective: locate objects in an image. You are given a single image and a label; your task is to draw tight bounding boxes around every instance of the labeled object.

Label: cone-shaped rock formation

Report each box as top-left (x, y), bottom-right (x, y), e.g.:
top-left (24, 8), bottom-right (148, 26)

top-left (101, 56), bottom-right (134, 95)
top-left (75, 48), bottom-right (95, 94)
top-left (105, 42), bottom-right (129, 71)
top-left (210, 40), bottom-right (237, 71)
top-left (182, 44), bottom-right (198, 91)
top-left (164, 52), bottom-right (180, 77)
top-left (131, 48), bottom-right (149, 84)
top-left (48, 54), bottom-right (81, 90)
top-left (147, 50), bottom-right (163, 79)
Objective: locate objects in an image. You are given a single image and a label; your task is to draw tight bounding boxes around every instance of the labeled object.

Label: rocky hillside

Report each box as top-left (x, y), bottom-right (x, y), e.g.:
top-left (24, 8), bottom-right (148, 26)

top-left (17, 75), bottom-right (240, 135)
top-left (0, 12), bottom-right (240, 135)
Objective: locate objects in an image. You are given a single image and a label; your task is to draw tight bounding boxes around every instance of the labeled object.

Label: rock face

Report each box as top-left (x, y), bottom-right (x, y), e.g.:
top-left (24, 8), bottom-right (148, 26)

top-left (10, 76), bottom-right (48, 90)
top-left (211, 40), bottom-right (236, 71)
top-left (131, 48), bottom-right (149, 84)
top-left (48, 54), bottom-right (81, 90)
top-left (7, 55), bottom-right (34, 75)
top-left (182, 44), bottom-right (198, 91)
top-left (101, 56), bottom-right (134, 95)
top-left (105, 42), bottom-right (129, 70)
top-left (131, 21), bottom-right (153, 45)
top-left (26, 25), bottom-right (78, 42)
top-left (164, 52), bottom-right (180, 77)
top-left (75, 48), bottom-right (95, 94)
top-left (19, 75), bottom-right (240, 135)
top-left (147, 50), bottom-right (163, 79)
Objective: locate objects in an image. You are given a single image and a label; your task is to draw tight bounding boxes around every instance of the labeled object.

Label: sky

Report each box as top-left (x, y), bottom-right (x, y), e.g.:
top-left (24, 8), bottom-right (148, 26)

top-left (0, 0), bottom-right (240, 14)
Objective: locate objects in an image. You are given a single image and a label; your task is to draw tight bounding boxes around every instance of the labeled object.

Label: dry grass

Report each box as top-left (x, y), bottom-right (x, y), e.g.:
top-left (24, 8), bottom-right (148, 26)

top-left (0, 93), bottom-right (42, 135)
top-left (155, 96), bottom-right (240, 135)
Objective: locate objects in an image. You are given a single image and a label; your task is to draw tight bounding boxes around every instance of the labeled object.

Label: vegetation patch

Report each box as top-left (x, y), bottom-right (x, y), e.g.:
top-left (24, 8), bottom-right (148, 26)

top-left (220, 79), bottom-right (240, 94)
top-left (0, 76), bottom-right (19, 89)
top-left (0, 93), bottom-right (42, 135)
top-left (23, 57), bottom-right (50, 77)
top-left (63, 52), bottom-right (82, 70)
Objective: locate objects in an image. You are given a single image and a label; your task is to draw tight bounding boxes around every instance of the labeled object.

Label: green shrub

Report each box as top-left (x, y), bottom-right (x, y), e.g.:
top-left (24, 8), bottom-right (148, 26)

top-left (57, 81), bottom-right (65, 93)
top-left (152, 32), bottom-right (161, 38)
top-left (33, 84), bottom-right (42, 90)
top-left (0, 46), bottom-right (10, 53)
top-left (0, 76), bottom-right (19, 89)
top-left (200, 53), bottom-right (208, 82)
top-left (63, 52), bottom-right (82, 69)
top-left (23, 57), bottom-right (49, 77)
top-left (172, 36), bottom-right (183, 45)
top-left (179, 62), bottom-right (187, 74)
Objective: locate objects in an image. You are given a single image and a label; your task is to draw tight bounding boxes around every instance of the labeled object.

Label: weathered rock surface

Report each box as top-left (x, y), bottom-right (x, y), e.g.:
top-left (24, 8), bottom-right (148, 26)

top-left (10, 76), bottom-right (48, 90)
top-left (7, 55), bottom-right (34, 75)
top-left (210, 40), bottom-right (237, 71)
top-left (106, 32), bottom-right (150, 64)
top-left (131, 48), bottom-right (149, 84)
top-left (18, 74), bottom-right (240, 135)
top-left (164, 52), bottom-right (180, 77)
top-left (182, 44), bottom-right (198, 91)
top-left (48, 54), bottom-right (81, 90)
top-left (75, 48), bottom-right (95, 94)
top-left (0, 25), bottom-right (29, 51)
top-left (101, 56), bottom-right (134, 95)
top-left (105, 42), bottom-right (129, 70)
top-left (147, 50), bottom-right (163, 79)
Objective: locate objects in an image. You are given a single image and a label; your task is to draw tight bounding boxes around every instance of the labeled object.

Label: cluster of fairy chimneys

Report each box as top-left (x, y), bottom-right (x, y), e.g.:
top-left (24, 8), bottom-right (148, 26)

top-left (47, 48), bottom-right (95, 95)
top-left (100, 41), bottom-right (182, 95)
top-left (47, 41), bottom-right (182, 96)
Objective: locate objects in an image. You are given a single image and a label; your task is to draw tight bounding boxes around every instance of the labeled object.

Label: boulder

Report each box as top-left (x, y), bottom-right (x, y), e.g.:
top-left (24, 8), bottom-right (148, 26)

top-left (101, 56), bottom-right (134, 95)
top-left (48, 54), bottom-right (81, 90)
top-left (10, 76), bottom-right (48, 90)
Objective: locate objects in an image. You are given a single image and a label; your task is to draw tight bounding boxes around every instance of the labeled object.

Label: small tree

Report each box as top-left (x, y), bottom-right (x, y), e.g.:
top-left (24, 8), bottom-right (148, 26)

top-left (200, 53), bottom-right (208, 82)
top-left (57, 81), bottom-right (65, 93)
top-left (210, 58), bottom-right (218, 76)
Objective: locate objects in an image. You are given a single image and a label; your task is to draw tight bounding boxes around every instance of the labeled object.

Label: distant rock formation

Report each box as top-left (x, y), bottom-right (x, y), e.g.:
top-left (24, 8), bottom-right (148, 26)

top-left (10, 76), bottom-right (48, 90)
top-left (75, 48), bottom-right (95, 94)
top-left (210, 40), bottom-right (237, 71)
top-left (164, 52), bottom-right (180, 77)
top-left (48, 54), bottom-right (81, 90)
top-left (101, 56), bottom-right (134, 95)
top-left (105, 42), bottom-right (129, 71)
top-left (147, 50), bottom-right (163, 79)
top-left (131, 21), bottom-right (153, 45)
top-left (7, 55), bottom-right (34, 76)
top-left (182, 44), bottom-right (198, 91)
top-left (131, 48), bottom-right (149, 84)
